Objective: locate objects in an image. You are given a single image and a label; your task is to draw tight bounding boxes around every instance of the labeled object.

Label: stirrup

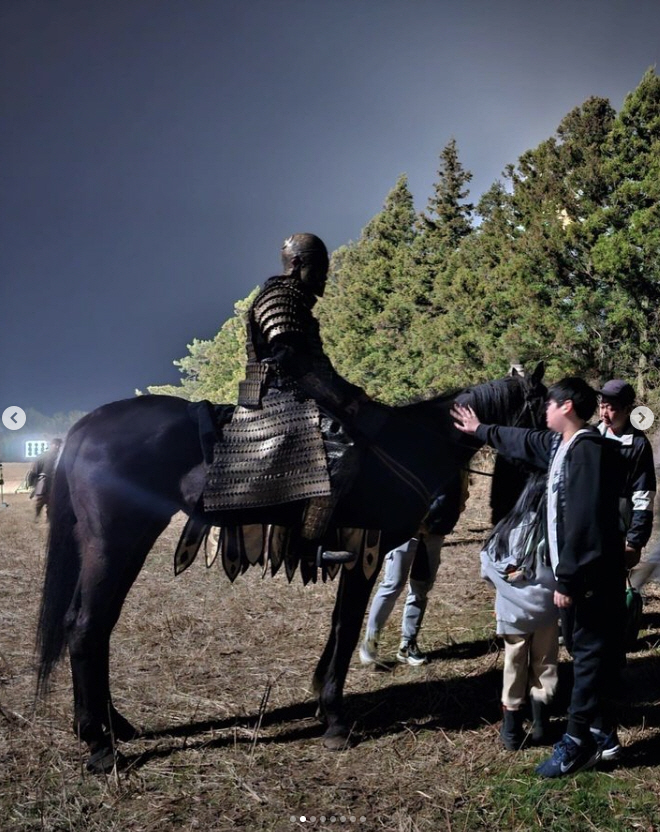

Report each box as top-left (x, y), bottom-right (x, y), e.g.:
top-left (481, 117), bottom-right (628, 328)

top-left (316, 548), bottom-right (357, 567)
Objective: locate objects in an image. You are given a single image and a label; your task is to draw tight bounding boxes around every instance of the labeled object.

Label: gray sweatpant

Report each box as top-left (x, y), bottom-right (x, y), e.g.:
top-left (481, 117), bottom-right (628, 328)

top-left (365, 533), bottom-right (444, 642)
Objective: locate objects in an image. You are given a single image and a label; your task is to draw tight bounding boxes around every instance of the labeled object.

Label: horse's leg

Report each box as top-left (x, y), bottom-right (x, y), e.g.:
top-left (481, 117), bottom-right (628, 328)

top-left (313, 564), bottom-right (380, 749)
top-left (67, 517), bottom-right (168, 772)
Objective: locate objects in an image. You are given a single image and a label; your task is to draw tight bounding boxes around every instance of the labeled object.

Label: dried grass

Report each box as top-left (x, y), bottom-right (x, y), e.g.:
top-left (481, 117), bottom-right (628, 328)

top-left (1, 466), bottom-right (659, 831)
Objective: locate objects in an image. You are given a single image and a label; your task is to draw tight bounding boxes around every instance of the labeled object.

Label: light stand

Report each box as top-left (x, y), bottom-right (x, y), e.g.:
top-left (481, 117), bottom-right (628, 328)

top-left (0, 463), bottom-right (9, 509)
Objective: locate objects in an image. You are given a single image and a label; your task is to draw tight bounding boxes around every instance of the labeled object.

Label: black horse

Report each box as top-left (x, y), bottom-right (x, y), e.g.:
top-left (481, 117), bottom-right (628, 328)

top-left (36, 363), bottom-right (546, 772)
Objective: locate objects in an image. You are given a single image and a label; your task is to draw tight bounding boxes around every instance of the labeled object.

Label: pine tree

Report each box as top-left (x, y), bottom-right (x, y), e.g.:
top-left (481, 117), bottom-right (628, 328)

top-left (320, 176), bottom-right (421, 403)
top-left (589, 68), bottom-right (660, 398)
top-left (421, 138), bottom-right (474, 246)
top-left (146, 290), bottom-right (257, 403)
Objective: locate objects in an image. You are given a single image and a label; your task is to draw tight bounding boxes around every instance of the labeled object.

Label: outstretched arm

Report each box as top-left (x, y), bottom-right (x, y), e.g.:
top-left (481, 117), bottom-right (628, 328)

top-left (452, 403), bottom-right (554, 470)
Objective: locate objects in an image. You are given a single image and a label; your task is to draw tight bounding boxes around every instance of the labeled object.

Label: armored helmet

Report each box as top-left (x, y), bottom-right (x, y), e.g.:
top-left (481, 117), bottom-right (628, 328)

top-left (281, 233), bottom-right (329, 295)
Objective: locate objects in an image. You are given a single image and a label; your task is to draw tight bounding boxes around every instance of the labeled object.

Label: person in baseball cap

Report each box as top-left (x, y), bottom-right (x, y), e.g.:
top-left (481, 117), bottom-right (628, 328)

top-left (597, 379), bottom-right (636, 412)
top-left (597, 379), bottom-right (655, 569)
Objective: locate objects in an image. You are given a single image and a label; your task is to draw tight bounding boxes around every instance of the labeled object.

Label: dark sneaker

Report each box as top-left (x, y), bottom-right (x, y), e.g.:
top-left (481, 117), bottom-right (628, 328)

top-left (591, 728), bottom-right (622, 761)
top-left (396, 640), bottom-right (428, 666)
top-left (536, 734), bottom-right (599, 778)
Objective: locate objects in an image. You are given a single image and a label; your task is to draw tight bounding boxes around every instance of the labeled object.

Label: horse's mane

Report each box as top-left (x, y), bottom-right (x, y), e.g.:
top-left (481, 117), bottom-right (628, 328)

top-left (460, 377), bottom-right (527, 425)
top-left (400, 375), bottom-right (528, 426)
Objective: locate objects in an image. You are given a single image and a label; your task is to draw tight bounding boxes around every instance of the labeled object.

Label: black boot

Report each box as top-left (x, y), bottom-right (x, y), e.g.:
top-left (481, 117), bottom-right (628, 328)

top-left (530, 699), bottom-right (550, 744)
top-left (500, 707), bottom-right (524, 751)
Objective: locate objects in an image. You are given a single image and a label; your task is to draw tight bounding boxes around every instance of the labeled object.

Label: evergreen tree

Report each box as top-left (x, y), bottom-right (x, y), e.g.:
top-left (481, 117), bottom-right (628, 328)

top-left (320, 176), bottom-right (421, 403)
top-left (411, 141), bottom-right (480, 391)
top-left (146, 290), bottom-right (257, 403)
top-left (589, 68), bottom-right (660, 398)
top-left (421, 138), bottom-right (474, 246)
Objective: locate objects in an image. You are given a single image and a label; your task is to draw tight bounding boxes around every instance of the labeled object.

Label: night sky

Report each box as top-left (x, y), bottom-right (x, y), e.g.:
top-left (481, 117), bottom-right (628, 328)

top-left (2, 0), bottom-right (659, 419)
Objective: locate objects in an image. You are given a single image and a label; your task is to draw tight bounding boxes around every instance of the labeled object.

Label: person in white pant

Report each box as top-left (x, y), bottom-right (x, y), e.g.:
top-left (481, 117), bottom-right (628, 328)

top-left (359, 472), bottom-right (468, 666)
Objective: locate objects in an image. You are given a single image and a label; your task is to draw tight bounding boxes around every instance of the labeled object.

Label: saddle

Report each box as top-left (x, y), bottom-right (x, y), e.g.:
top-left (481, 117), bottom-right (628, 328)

top-left (174, 398), bottom-right (386, 585)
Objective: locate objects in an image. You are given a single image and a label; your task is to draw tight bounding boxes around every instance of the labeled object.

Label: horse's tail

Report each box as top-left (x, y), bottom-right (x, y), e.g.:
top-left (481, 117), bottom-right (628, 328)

top-left (35, 443), bottom-right (79, 696)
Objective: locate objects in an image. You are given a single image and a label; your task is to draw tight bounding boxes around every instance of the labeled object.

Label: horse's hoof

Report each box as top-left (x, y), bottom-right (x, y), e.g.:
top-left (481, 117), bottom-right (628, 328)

top-left (86, 747), bottom-right (127, 774)
top-left (322, 730), bottom-right (354, 751)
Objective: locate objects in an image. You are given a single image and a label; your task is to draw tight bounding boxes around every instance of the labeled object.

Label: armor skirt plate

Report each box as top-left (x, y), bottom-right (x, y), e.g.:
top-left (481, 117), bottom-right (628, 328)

top-left (203, 389), bottom-right (331, 511)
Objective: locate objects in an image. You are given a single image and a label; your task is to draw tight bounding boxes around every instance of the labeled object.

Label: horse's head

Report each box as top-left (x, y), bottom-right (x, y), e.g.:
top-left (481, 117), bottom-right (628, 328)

top-left (510, 360), bottom-right (547, 429)
top-left (456, 361), bottom-right (547, 431)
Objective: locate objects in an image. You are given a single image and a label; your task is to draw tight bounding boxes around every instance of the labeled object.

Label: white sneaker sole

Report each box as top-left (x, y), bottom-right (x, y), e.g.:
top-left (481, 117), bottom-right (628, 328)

top-left (396, 652), bottom-right (428, 667)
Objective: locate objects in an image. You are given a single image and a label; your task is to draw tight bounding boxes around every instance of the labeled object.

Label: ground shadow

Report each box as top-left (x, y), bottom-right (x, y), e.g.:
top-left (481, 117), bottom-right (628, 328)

top-left (127, 665), bottom-right (506, 770)
top-left (125, 644), bottom-right (660, 771)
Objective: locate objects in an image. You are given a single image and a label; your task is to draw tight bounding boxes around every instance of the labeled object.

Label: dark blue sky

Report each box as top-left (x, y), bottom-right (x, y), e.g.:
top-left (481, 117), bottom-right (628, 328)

top-left (1, 0), bottom-right (659, 417)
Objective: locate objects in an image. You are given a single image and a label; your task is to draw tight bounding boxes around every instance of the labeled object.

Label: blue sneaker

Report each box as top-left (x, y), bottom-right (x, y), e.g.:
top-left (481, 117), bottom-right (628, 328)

top-left (536, 733), bottom-right (599, 778)
top-left (591, 728), bottom-right (621, 761)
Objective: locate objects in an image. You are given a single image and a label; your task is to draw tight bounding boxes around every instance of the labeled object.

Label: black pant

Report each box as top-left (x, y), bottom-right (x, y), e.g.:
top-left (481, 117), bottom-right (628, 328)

top-left (560, 579), bottom-right (625, 740)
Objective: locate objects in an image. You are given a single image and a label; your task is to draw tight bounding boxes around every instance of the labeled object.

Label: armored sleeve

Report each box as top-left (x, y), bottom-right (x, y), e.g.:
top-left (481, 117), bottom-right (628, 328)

top-left (252, 277), bottom-right (366, 416)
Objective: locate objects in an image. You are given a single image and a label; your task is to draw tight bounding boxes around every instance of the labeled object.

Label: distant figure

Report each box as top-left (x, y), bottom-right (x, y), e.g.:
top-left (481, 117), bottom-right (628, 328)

top-left (28, 438), bottom-right (63, 519)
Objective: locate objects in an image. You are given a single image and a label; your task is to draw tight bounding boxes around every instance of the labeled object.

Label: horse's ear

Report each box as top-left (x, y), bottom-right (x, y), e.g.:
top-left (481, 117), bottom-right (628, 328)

top-left (510, 366), bottom-right (520, 377)
top-left (530, 361), bottom-right (545, 384)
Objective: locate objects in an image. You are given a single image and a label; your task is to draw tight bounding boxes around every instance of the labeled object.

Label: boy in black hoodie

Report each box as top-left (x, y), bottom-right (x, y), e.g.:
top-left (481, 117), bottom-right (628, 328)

top-left (453, 377), bottom-right (626, 778)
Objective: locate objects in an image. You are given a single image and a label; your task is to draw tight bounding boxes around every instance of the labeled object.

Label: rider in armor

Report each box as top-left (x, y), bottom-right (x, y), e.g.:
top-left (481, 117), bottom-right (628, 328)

top-left (247, 233), bottom-right (366, 419)
top-left (205, 233), bottom-right (370, 566)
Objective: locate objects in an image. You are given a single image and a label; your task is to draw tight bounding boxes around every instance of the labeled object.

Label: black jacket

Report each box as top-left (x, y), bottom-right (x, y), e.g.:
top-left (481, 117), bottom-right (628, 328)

top-left (597, 421), bottom-right (656, 550)
top-left (474, 424), bottom-right (625, 598)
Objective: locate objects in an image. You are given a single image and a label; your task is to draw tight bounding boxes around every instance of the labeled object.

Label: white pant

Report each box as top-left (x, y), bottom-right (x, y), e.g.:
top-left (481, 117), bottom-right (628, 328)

top-left (501, 621), bottom-right (559, 709)
top-left (365, 534), bottom-right (443, 642)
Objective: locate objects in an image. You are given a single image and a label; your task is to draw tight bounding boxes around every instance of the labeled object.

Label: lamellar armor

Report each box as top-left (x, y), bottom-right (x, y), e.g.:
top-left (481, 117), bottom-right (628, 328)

top-left (203, 274), bottom-right (363, 519)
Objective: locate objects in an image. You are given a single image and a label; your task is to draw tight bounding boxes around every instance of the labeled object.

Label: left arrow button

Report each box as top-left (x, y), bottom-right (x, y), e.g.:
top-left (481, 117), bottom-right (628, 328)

top-left (2, 406), bottom-right (27, 430)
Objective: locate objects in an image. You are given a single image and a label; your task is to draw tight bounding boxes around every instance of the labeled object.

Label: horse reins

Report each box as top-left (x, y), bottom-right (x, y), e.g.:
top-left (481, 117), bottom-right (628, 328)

top-left (369, 445), bottom-right (431, 509)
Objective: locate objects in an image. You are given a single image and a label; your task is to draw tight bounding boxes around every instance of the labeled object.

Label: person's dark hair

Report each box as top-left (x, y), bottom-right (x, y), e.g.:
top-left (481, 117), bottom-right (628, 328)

top-left (547, 377), bottom-right (597, 421)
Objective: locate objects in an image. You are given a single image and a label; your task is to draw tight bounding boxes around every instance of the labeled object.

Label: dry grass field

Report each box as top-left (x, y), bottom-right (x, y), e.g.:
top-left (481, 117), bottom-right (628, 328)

top-left (1, 464), bottom-right (660, 831)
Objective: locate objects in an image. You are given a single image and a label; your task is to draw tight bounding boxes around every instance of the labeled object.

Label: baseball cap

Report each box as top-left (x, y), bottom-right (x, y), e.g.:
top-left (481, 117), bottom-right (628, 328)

top-left (597, 379), bottom-right (635, 406)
